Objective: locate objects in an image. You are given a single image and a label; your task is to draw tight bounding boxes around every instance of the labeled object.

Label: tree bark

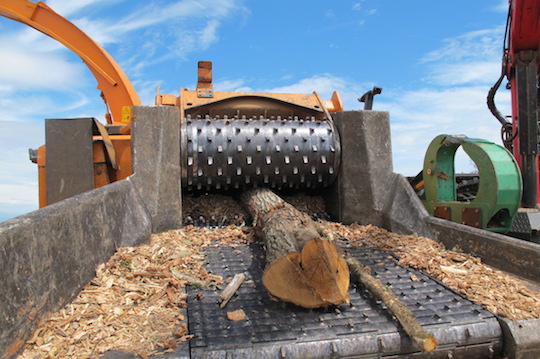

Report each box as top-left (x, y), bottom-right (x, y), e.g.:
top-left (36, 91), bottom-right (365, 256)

top-left (346, 257), bottom-right (438, 352)
top-left (241, 188), bottom-right (350, 308)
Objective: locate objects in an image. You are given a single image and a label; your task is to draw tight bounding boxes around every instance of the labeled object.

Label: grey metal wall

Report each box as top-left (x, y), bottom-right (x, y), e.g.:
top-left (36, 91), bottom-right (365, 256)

top-left (0, 106), bottom-right (182, 357)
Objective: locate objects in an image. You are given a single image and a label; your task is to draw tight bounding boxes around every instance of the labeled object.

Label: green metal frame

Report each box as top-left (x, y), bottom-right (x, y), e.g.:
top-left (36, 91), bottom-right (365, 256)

top-left (423, 135), bottom-right (522, 233)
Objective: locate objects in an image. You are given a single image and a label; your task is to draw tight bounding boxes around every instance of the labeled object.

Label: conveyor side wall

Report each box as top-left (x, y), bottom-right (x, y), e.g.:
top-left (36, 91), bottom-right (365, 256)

top-left (0, 106), bottom-right (183, 358)
top-left (325, 110), bottom-right (433, 237)
top-left (325, 111), bottom-right (540, 283)
top-left (326, 111), bottom-right (540, 359)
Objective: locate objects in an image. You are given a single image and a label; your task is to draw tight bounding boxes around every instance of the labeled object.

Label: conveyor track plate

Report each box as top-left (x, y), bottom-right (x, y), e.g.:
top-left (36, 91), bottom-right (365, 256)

top-left (184, 240), bottom-right (502, 358)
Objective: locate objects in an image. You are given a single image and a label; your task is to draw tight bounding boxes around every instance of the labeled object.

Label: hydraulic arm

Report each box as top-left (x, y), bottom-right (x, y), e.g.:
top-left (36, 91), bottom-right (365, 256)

top-left (488, 0), bottom-right (540, 207)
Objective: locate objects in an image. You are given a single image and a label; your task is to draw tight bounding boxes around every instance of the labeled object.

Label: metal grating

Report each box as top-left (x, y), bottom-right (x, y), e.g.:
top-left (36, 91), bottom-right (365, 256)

top-left (185, 240), bottom-right (502, 359)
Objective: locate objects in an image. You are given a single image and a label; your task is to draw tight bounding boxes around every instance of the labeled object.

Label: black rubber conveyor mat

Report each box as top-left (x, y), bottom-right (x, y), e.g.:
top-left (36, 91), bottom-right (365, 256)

top-left (185, 240), bottom-right (502, 359)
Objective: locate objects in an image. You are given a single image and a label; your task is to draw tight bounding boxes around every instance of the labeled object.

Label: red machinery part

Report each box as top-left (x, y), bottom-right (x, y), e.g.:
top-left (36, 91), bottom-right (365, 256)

top-left (506, 0), bottom-right (540, 207)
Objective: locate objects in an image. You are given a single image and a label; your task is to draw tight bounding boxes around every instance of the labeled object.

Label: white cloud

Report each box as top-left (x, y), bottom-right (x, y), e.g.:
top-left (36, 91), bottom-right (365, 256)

top-left (352, 3), bottom-right (362, 11)
top-left (214, 79), bottom-right (249, 92)
top-left (264, 75), bottom-right (345, 94)
top-left (134, 79), bottom-right (164, 106)
top-left (210, 74), bottom-right (372, 110)
top-left (0, 91), bottom-right (92, 123)
top-left (66, 0), bottom-right (246, 81)
top-left (0, 121), bottom-right (42, 219)
top-left (0, 182), bottom-right (37, 206)
top-left (421, 28), bottom-right (503, 63)
top-left (381, 85), bottom-right (510, 175)
top-left (168, 19), bottom-right (222, 60)
top-left (72, 0), bottom-right (245, 46)
top-left (491, 0), bottom-right (509, 13)
top-left (0, 35), bottom-right (87, 92)
top-left (262, 74), bottom-right (371, 110)
top-left (45, 0), bottom-right (115, 17)
top-left (350, 0), bottom-right (376, 27)
top-left (416, 30), bottom-right (506, 112)
top-left (424, 61), bottom-right (501, 86)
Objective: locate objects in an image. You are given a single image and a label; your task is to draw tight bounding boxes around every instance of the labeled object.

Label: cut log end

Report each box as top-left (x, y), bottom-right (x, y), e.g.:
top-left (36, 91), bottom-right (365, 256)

top-left (421, 337), bottom-right (438, 352)
top-left (262, 238), bottom-right (350, 308)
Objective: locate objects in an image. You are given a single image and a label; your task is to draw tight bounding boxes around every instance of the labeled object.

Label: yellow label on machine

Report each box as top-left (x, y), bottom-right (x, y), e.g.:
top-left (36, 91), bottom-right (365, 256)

top-left (121, 106), bottom-right (132, 123)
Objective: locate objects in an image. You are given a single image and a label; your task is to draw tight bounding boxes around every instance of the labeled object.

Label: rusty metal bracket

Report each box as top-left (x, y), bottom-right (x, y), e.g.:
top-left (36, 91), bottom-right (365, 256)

top-left (196, 61), bottom-right (214, 98)
top-left (93, 119), bottom-right (118, 170)
top-left (462, 207), bottom-right (483, 228)
top-left (434, 206), bottom-right (451, 220)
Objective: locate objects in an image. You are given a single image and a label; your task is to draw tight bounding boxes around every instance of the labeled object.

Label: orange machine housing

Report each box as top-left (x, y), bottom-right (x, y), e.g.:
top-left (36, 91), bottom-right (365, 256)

top-left (0, 1), bottom-right (343, 207)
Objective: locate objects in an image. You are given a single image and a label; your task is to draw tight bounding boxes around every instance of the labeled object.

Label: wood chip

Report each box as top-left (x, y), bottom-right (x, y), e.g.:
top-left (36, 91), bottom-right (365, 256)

top-left (440, 265), bottom-right (468, 275)
top-left (227, 309), bottom-right (247, 321)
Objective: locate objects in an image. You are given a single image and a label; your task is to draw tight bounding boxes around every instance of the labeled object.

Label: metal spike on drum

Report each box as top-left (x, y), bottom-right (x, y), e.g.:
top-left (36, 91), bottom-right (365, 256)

top-left (182, 117), bottom-right (341, 192)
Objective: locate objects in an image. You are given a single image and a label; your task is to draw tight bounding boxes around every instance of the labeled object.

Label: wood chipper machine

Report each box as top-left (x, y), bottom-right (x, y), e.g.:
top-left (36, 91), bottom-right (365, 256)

top-left (0, 1), bottom-right (539, 358)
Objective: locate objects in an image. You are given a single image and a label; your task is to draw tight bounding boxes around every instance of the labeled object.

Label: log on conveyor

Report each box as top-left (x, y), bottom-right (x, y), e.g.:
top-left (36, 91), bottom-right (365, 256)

top-left (241, 188), bottom-right (350, 308)
top-left (241, 188), bottom-right (438, 352)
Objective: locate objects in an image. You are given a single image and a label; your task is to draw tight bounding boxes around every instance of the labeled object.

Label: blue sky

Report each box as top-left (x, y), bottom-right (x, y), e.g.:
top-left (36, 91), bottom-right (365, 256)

top-left (0, 0), bottom-right (510, 221)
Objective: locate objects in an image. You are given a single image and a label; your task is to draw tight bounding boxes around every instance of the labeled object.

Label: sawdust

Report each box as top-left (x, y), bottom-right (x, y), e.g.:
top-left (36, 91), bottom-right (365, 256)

top-left (325, 221), bottom-right (540, 320)
top-left (17, 226), bottom-right (254, 359)
top-left (281, 194), bottom-right (328, 218)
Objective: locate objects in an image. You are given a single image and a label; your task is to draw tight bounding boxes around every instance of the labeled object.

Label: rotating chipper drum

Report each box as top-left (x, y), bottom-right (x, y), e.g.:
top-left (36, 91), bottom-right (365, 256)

top-left (37, 61), bottom-right (345, 206)
top-left (164, 61), bottom-right (345, 194)
top-left (182, 116), bottom-right (340, 192)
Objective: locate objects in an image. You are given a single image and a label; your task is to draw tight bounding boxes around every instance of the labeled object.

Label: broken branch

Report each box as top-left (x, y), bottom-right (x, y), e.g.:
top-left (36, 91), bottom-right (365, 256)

top-left (346, 256), bottom-right (438, 352)
top-left (218, 273), bottom-right (245, 308)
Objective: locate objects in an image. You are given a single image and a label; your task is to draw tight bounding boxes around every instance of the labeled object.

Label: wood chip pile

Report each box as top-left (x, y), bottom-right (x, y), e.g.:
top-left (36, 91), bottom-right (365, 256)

top-left (325, 222), bottom-right (540, 320)
top-left (182, 193), bottom-right (328, 224)
top-left (18, 227), bottom-right (253, 359)
top-left (182, 194), bottom-right (247, 225)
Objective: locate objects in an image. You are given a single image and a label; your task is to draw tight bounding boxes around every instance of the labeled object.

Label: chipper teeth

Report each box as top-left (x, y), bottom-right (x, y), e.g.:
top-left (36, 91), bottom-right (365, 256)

top-left (182, 116), bottom-right (340, 192)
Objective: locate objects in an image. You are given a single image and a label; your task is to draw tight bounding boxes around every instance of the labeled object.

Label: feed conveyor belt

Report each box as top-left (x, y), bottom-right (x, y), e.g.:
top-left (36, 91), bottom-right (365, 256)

top-left (181, 240), bottom-right (502, 359)
top-left (182, 116), bottom-right (341, 192)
